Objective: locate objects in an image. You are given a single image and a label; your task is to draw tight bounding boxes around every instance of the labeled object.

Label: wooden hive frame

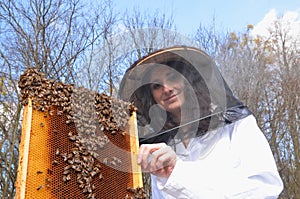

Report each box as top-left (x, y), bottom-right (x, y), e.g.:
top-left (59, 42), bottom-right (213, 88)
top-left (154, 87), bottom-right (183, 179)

top-left (15, 68), bottom-right (144, 199)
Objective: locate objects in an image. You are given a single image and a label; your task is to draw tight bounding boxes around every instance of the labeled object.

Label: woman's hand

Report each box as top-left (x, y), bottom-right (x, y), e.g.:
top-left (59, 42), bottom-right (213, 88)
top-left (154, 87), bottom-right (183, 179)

top-left (138, 143), bottom-right (177, 178)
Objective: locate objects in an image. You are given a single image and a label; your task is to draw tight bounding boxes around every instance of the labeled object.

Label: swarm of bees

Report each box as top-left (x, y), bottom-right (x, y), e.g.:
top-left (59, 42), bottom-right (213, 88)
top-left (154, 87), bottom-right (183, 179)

top-left (18, 67), bottom-right (137, 133)
top-left (18, 68), bottom-right (145, 199)
top-left (18, 68), bottom-right (73, 113)
top-left (125, 187), bottom-right (147, 199)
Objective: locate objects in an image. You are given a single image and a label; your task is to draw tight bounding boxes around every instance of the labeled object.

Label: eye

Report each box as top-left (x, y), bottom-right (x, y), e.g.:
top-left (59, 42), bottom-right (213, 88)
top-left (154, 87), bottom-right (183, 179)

top-left (150, 83), bottom-right (162, 90)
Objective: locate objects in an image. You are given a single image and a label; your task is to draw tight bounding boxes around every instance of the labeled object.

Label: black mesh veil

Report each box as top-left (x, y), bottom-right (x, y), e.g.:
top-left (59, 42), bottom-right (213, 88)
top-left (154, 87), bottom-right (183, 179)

top-left (118, 46), bottom-right (251, 145)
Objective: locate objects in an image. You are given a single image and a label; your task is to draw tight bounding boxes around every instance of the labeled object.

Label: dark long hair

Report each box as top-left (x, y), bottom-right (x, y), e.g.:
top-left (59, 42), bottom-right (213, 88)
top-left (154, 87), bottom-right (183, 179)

top-left (130, 59), bottom-right (214, 142)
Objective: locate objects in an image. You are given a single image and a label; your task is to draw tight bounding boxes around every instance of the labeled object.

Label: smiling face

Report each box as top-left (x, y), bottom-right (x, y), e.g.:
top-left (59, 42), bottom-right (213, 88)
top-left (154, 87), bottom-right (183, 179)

top-left (149, 66), bottom-right (185, 120)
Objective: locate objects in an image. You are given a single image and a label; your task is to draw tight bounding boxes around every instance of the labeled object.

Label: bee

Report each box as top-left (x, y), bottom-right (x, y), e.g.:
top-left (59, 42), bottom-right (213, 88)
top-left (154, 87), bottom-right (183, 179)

top-left (90, 170), bottom-right (97, 177)
top-left (77, 178), bottom-right (84, 184)
top-left (62, 175), bottom-right (67, 182)
top-left (55, 148), bottom-right (60, 155)
top-left (78, 146), bottom-right (87, 152)
top-left (87, 193), bottom-right (95, 199)
top-left (97, 141), bottom-right (105, 149)
top-left (40, 123), bottom-right (45, 127)
top-left (64, 165), bottom-right (72, 170)
top-left (73, 165), bottom-right (81, 172)
top-left (66, 119), bottom-right (73, 125)
top-left (47, 169), bottom-right (53, 175)
top-left (94, 166), bottom-right (101, 174)
top-left (95, 164), bottom-right (102, 169)
top-left (124, 194), bottom-right (130, 199)
top-left (49, 110), bottom-right (55, 116)
top-left (74, 157), bottom-right (81, 164)
top-left (68, 158), bottom-right (74, 164)
top-left (110, 161), bottom-right (117, 167)
top-left (79, 183), bottom-right (85, 189)
top-left (112, 156), bottom-right (122, 165)
top-left (126, 187), bottom-right (136, 192)
top-left (102, 158), bottom-right (108, 165)
top-left (67, 153), bottom-right (73, 159)
top-left (63, 174), bottom-right (71, 182)
top-left (86, 165), bottom-right (93, 172)
top-left (69, 135), bottom-right (76, 141)
top-left (98, 173), bottom-right (103, 180)
top-left (60, 153), bottom-right (67, 161)
top-left (63, 170), bottom-right (70, 175)
top-left (38, 106), bottom-right (46, 112)
top-left (37, 185), bottom-right (43, 190)
top-left (52, 160), bottom-right (58, 165)
top-left (37, 170), bottom-right (43, 174)
top-left (72, 150), bottom-right (79, 155)
top-left (45, 178), bottom-right (51, 183)
top-left (87, 185), bottom-right (92, 193)
top-left (82, 155), bottom-right (88, 162)
top-left (82, 187), bottom-right (88, 193)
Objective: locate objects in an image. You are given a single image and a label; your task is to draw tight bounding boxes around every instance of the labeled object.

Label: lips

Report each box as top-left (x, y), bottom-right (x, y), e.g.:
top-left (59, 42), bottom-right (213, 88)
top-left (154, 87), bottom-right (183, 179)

top-left (164, 94), bottom-right (177, 103)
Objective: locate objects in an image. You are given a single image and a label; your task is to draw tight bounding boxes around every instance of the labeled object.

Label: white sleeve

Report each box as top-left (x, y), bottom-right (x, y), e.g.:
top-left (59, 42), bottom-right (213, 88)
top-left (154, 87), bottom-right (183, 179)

top-left (155, 115), bottom-right (283, 199)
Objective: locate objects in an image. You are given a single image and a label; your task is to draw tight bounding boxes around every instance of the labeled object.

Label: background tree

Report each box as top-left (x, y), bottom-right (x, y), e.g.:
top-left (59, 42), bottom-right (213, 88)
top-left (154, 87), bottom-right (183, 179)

top-left (76, 7), bottom-right (187, 96)
top-left (0, 0), bottom-right (114, 197)
top-left (263, 17), bottom-right (300, 198)
top-left (194, 18), bottom-right (299, 198)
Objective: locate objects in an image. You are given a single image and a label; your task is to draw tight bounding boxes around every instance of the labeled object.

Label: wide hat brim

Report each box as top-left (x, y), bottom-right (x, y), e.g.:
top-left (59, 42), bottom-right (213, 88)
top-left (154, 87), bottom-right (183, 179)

top-left (119, 46), bottom-right (215, 99)
top-left (118, 45), bottom-right (247, 144)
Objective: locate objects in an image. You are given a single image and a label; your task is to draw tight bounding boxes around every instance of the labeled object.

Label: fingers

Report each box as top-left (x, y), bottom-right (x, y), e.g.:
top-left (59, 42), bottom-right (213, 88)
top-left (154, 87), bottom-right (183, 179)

top-left (138, 143), bottom-right (177, 178)
top-left (138, 143), bottom-right (167, 169)
top-left (151, 166), bottom-right (175, 178)
top-left (150, 145), bottom-right (176, 170)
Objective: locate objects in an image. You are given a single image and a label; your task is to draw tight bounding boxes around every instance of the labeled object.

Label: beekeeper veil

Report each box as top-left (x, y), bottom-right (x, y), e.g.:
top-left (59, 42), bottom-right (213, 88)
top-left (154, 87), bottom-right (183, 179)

top-left (119, 46), bottom-right (251, 144)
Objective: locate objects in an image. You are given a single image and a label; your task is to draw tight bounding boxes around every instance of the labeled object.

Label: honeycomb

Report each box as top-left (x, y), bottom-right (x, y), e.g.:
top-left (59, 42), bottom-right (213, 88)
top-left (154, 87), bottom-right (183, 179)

top-left (16, 68), bottom-right (145, 199)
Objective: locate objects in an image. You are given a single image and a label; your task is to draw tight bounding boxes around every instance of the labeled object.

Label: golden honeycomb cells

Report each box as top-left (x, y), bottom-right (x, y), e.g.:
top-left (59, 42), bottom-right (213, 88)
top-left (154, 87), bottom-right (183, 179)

top-left (16, 68), bottom-right (144, 199)
top-left (16, 99), bottom-right (52, 198)
top-left (16, 99), bottom-right (143, 198)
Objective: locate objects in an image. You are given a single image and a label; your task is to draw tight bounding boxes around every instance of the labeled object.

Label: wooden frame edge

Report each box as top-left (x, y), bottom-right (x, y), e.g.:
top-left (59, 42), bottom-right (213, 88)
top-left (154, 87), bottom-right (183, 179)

top-left (129, 111), bottom-right (143, 188)
top-left (15, 99), bottom-right (32, 199)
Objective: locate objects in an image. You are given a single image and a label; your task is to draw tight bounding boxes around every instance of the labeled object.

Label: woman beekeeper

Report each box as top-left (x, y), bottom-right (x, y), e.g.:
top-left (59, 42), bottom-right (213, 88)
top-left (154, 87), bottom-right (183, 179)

top-left (119, 46), bottom-right (283, 198)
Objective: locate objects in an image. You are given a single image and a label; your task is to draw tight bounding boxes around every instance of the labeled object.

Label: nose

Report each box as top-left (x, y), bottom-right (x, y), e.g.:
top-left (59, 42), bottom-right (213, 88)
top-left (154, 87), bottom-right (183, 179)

top-left (162, 82), bottom-right (173, 93)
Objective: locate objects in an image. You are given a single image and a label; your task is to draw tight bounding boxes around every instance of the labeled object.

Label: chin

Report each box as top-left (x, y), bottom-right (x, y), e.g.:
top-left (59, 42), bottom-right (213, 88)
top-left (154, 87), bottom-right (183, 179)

top-left (165, 104), bottom-right (181, 113)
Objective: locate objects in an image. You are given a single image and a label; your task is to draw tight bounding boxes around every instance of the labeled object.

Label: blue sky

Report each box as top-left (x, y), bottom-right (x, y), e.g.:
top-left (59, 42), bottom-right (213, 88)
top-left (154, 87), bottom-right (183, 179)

top-left (113, 0), bottom-right (300, 35)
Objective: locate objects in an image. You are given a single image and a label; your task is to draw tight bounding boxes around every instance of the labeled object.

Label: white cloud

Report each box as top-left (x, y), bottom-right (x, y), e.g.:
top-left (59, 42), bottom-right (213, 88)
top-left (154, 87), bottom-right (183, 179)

top-left (251, 9), bottom-right (300, 40)
top-left (251, 9), bottom-right (277, 36)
